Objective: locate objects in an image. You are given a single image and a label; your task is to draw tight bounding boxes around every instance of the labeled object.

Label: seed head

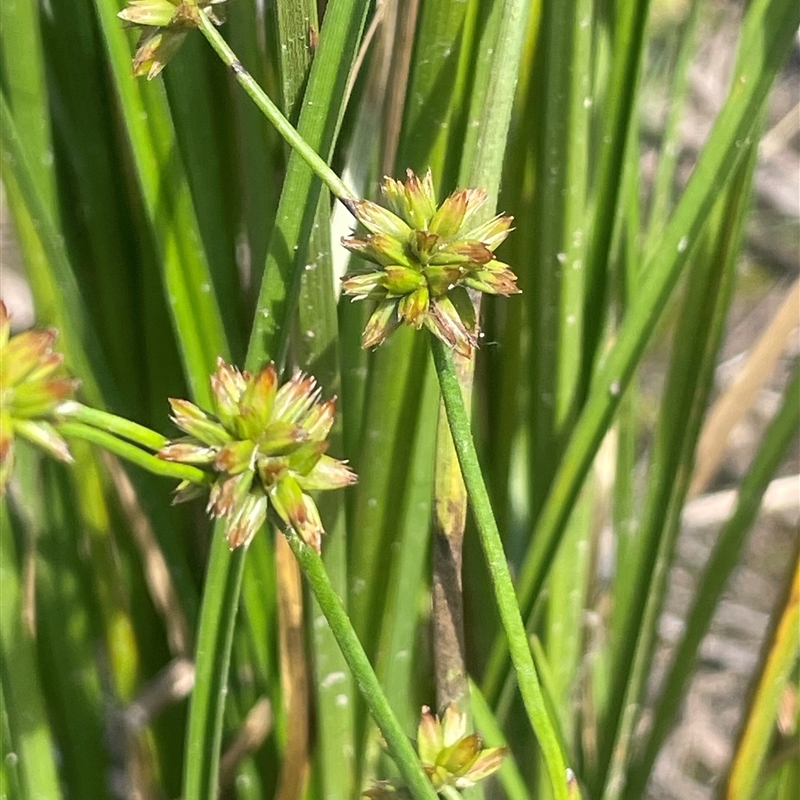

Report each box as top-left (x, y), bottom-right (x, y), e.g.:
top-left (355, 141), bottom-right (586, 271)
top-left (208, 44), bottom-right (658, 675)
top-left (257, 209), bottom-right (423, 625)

top-left (342, 170), bottom-right (519, 356)
top-left (159, 358), bottom-right (356, 551)
top-left (363, 704), bottom-right (507, 797)
top-left (0, 301), bottom-right (78, 493)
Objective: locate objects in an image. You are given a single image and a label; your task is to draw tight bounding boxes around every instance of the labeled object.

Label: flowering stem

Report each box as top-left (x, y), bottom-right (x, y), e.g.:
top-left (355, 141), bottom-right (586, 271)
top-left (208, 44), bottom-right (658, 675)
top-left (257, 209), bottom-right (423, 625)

top-left (283, 527), bottom-right (438, 800)
top-left (56, 421), bottom-right (210, 486)
top-left (196, 11), bottom-right (356, 206)
top-left (429, 334), bottom-right (571, 800)
top-left (57, 401), bottom-right (168, 451)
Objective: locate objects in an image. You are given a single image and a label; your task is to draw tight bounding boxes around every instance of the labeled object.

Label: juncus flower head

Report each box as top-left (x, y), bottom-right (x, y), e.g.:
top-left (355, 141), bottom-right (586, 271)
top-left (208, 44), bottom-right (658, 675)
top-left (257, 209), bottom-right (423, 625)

top-left (363, 704), bottom-right (507, 797)
top-left (0, 301), bottom-right (78, 493)
top-left (118, 0), bottom-right (226, 79)
top-left (158, 358), bottom-right (356, 551)
top-left (342, 169), bottom-right (519, 356)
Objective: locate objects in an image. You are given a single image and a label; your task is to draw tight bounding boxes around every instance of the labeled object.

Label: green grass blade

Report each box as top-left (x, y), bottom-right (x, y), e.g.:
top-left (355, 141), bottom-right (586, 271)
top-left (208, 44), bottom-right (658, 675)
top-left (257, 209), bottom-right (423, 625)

top-left (644, 0), bottom-right (703, 242)
top-left (0, 499), bottom-right (62, 800)
top-left (298, 215), bottom-right (357, 797)
top-left (581, 0), bottom-right (651, 384)
top-left (626, 359), bottom-right (800, 797)
top-left (599, 140), bottom-right (753, 800)
top-left (395, 0), bottom-right (473, 180)
top-left (372, 358), bottom-right (439, 721)
top-left (457, 0), bottom-right (533, 193)
top-left (25, 458), bottom-right (108, 797)
top-left (163, 38), bottom-right (247, 361)
top-left (40, 0), bottom-right (157, 413)
top-left (183, 540), bottom-right (246, 800)
top-left (93, 0), bottom-right (230, 404)
top-left (0, 0), bottom-right (57, 213)
top-left (0, 93), bottom-right (110, 408)
top-left (224, 0), bottom-right (282, 304)
top-left (483, 0), bottom-right (800, 702)
top-left (347, 332), bottom-right (432, 651)
top-left (723, 557), bottom-right (799, 800)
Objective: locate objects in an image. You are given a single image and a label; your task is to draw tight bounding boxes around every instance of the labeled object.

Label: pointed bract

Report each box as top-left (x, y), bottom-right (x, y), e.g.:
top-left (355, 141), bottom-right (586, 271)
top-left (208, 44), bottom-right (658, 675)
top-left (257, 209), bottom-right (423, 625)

top-left (297, 454), bottom-right (357, 491)
top-left (353, 199), bottom-right (412, 240)
top-left (168, 397), bottom-right (231, 446)
top-left (225, 492), bottom-right (268, 549)
top-left (341, 233), bottom-right (412, 269)
top-left (119, 0), bottom-right (224, 79)
top-left (118, 0), bottom-right (179, 28)
top-left (417, 706), bottom-right (445, 764)
top-left (0, 304), bottom-right (10, 349)
top-left (440, 703), bottom-right (468, 746)
top-left (238, 363), bottom-right (278, 439)
top-left (158, 440), bottom-right (218, 464)
top-left (341, 271), bottom-right (384, 299)
top-left (132, 27), bottom-right (189, 80)
top-left (454, 745), bottom-right (508, 786)
top-left (14, 419), bottom-right (73, 465)
top-left (427, 295), bottom-right (477, 357)
top-left (362, 299), bottom-right (402, 350)
top-left (464, 262), bottom-right (522, 295)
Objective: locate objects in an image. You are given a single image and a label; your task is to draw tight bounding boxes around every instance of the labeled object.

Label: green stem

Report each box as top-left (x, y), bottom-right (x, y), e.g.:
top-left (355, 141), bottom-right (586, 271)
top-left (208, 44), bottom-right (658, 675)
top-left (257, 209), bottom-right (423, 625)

top-left (56, 421), bottom-right (210, 486)
top-left (183, 538), bottom-right (246, 800)
top-left (284, 527), bottom-right (438, 800)
top-left (429, 334), bottom-right (571, 800)
top-left (56, 401), bottom-right (168, 451)
top-left (196, 11), bottom-right (356, 205)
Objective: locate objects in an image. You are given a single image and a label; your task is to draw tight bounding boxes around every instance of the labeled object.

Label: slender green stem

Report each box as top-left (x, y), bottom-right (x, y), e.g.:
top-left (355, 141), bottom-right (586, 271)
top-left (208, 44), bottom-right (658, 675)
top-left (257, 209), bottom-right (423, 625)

top-left (196, 11), bottom-right (356, 205)
top-left (183, 538), bottom-right (246, 800)
top-left (429, 334), bottom-right (571, 800)
top-left (56, 421), bottom-right (210, 485)
top-left (56, 401), bottom-right (168, 451)
top-left (284, 527), bottom-right (438, 800)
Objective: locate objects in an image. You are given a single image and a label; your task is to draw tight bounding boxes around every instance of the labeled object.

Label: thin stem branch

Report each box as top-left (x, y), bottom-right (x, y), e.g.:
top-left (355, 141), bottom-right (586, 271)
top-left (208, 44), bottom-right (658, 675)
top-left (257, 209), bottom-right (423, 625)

top-left (284, 527), bottom-right (438, 800)
top-left (196, 11), bottom-right (356, 206)
top-left (56, 421), bottom-right (210, 486)
top-left (429, 334), bottom-right (572, 800)
top-left (57, 401), bottom-right (168, 451)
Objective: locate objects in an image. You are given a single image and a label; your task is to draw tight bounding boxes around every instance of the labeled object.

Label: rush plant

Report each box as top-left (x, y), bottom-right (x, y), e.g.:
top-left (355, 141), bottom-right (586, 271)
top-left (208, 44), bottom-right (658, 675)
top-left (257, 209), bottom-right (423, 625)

top-left (1, 0), bottom-right (798, 799)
